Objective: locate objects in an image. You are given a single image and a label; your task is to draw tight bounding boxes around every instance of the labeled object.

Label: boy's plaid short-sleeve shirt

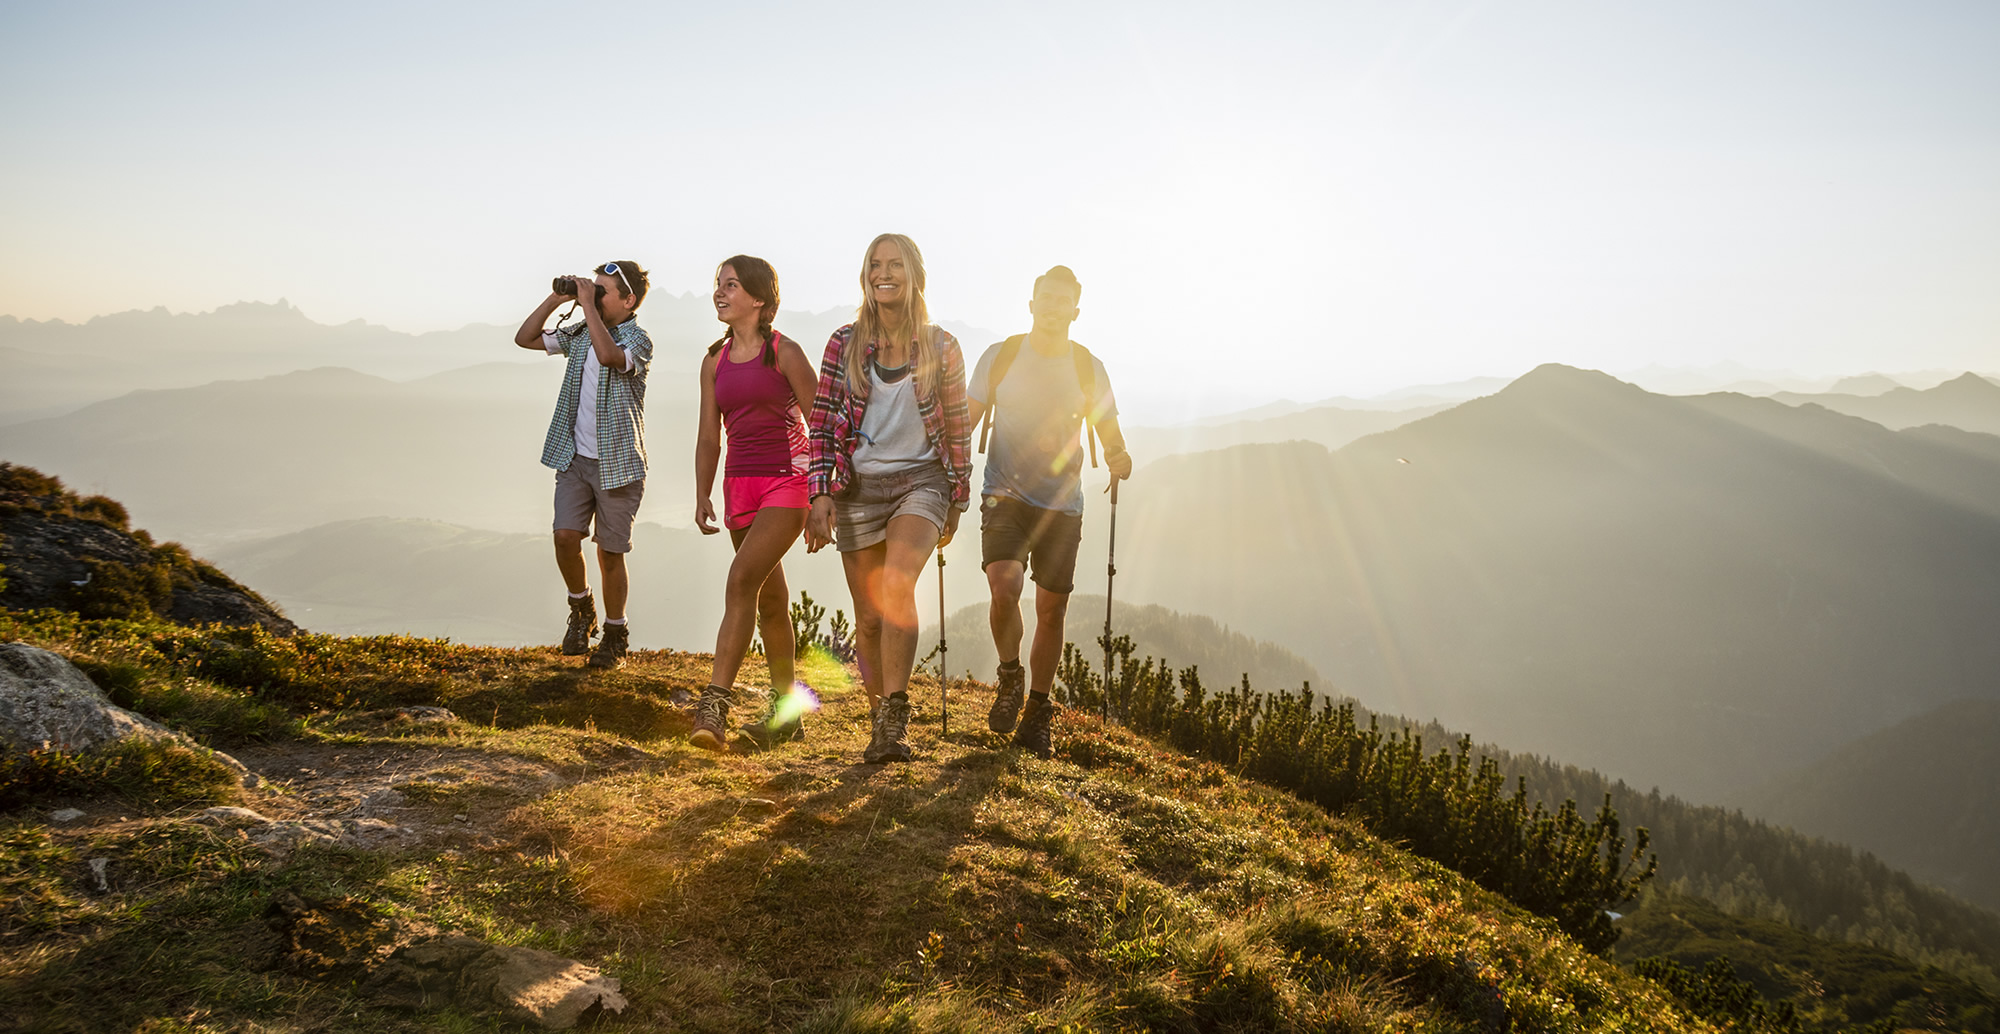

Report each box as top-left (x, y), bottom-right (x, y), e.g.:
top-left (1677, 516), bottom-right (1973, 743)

top-left (539, 318), bottom-right (653, 490)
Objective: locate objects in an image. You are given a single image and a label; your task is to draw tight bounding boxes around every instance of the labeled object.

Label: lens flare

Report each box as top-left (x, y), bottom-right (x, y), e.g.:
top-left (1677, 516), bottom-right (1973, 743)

top-left (772, 683), bottom-right (822, 726)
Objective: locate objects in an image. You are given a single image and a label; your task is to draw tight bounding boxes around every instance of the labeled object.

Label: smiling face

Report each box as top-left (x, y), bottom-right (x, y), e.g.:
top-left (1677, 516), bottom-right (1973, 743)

top-left (1028, 278), bottom-right (1081, 332)
top-left (713, 264), bottom-right (765, 327)
top-left (866, 238), bottom-right (910, 311)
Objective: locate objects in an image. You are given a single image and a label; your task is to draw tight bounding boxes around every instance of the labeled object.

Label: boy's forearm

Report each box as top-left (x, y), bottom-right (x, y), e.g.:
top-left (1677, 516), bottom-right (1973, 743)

top-left (514, 296), bottom-right (563, 348)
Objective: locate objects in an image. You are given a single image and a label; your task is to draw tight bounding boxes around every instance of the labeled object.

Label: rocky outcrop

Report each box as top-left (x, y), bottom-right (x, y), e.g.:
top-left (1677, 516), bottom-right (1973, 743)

top-left (0, 462), bottom-right (295, 634)
top-left (195, 805), bottom-right (413, 856)
top-left (0, 642), bottom-right (254, 786)
top-left (262, 890), bottom-right (627, 1029)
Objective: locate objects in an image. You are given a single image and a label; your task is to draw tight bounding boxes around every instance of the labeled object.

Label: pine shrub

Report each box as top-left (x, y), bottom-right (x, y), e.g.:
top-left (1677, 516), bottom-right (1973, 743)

top-left (1062, 634), bottom-right (1657, 954)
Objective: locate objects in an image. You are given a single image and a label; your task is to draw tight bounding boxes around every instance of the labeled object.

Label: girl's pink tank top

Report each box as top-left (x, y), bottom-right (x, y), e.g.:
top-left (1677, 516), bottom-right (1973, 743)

top-left (714, 333), bottom-right (809, 478)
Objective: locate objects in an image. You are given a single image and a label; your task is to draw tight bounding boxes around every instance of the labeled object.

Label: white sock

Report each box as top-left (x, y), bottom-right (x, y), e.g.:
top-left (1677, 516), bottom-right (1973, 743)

top-left (569, 590), bottom-right (591, 600)
top-left (605, 618), bottom-right (626, 626)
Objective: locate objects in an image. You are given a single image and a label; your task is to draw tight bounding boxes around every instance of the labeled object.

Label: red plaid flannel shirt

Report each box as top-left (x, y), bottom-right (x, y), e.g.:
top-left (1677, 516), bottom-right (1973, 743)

top-left (806, 324), bottom-right (972, 510)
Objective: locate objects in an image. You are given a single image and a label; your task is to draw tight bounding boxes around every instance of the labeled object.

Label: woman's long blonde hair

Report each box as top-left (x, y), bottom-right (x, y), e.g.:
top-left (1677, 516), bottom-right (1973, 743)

top-left (845, 233), bottom-right (940, 399)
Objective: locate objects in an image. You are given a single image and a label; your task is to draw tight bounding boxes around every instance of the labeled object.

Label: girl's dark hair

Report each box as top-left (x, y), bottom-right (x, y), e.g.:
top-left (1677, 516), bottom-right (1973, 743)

top-left (707, 255), bottom-right (781, 366)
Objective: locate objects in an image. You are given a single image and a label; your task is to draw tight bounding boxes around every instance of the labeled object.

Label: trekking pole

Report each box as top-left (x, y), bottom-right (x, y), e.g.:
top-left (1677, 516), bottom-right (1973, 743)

top-left (937, 548), bottom-right (949, 738)
top-left (1102, 477), bottom-right (1119, 723)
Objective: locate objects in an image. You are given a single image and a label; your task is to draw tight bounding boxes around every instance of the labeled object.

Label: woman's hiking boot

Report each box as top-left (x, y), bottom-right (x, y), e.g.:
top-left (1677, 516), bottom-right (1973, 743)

top-left (1012, 694), bottom-right (1055, 759)
top-left (744, 689), bottom-right (807, 750)
top-left (562, 593), bottom-right (598, 655)
top-left (690, 685), bottom-right (731, 751)
top-left (987, 660), bottom-right (1025, 734)
top-left (587, 623), bottom-right (628, 669)
top-left (864, 695), bottom-right (913, 764)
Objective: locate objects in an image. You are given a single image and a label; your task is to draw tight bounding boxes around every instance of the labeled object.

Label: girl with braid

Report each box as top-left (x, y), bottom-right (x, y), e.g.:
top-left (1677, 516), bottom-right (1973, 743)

top-left (691, 255), bottom-right (819, 750)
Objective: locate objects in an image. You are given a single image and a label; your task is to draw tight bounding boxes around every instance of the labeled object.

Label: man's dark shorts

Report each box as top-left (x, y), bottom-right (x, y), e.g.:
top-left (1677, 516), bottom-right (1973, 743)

top-left (980, 495), bottom-right (1083, 594)
top-left (554, 456), bottom-right (645, 553)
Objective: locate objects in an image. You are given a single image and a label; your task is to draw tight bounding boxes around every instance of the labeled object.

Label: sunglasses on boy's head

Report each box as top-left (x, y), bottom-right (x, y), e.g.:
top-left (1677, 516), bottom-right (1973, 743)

top-left (602, 262), bottom-right (635, 298)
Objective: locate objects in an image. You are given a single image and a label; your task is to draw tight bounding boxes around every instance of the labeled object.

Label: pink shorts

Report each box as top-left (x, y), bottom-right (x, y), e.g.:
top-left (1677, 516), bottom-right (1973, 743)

top-left (723, 473), bottom-right (809, 530)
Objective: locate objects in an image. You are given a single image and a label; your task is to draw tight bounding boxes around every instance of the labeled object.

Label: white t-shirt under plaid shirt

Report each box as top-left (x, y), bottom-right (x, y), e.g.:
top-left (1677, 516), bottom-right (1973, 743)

top-left (539, 318), bottom-right (653, 490)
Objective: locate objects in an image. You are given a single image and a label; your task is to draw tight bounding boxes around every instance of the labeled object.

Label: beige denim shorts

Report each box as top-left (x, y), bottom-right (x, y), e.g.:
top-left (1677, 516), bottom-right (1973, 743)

top-left (833, 465), bottom-right (953, 552)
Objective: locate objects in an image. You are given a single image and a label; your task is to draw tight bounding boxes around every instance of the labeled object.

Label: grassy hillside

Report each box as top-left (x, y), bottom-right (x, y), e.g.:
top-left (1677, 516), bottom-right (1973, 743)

top-left (1, 611), bottom-right (1707, 1033)
top-left (1103, 662), bottom-right (2000, 994)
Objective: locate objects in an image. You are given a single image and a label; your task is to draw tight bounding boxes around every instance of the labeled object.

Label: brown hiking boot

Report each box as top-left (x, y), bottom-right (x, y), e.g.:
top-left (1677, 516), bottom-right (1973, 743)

top-left (587, 623), bottom-right (628, 669)
top-left (864, 695), bottom-right (913, 764)
top-left (1012, 694), bottom-right (1055, 759)
top-left (988, 661), bottom-right (1025, 734)
top-left (562, 593), bottom-right (598, 655)
top-left (743, 689), bottom-right (808, 750)
top-left (690, 685), bottom-right (731, 751)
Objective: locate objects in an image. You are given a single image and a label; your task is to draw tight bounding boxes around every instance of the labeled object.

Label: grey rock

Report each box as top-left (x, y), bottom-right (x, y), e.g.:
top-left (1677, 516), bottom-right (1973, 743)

top-left (87, 857), bottom-right (111, 892)
top-left (50, 808), bottom-right (85, 823)
top-left (0, 643), bottom-right (257, 786)
top-left (235, 816), bottom-right (415, 856)
top-left (0, 642), bottom-right (177, 753)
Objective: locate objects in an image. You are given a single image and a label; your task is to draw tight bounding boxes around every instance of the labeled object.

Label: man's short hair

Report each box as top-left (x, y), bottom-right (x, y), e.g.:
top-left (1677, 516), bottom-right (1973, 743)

top-left (597, 261), bottom-right (650, 308)
top-left (1034, 265), bottom-right (1081, 303)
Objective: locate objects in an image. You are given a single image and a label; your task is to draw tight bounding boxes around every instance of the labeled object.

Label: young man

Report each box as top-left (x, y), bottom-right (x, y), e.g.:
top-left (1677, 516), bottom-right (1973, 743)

top-left (965, 265), bottom-right (1132, 758)
top-left (513, 261), bottom-right (653, 669)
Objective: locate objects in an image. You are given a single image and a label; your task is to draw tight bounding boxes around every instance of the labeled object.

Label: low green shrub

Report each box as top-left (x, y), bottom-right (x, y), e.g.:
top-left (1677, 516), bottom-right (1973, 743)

top-left (0, 738), bottom-right (241, 811)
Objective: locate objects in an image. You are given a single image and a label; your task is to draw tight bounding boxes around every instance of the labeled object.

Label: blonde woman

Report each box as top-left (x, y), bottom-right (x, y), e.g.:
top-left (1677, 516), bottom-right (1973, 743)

top-left (804, 234), bottom-right (972, 763)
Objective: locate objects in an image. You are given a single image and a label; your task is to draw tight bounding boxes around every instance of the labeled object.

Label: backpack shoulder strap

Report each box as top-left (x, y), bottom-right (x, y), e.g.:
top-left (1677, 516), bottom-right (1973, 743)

top-left (1071, 341), bottom-right (1101, 467)
top-left (977, 336), bottom-right (1025, 455)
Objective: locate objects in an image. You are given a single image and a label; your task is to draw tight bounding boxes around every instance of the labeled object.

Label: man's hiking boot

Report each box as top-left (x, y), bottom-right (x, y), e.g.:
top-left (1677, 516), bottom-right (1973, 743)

top-left (864, 695), bottom-right (913, 764)
top-left (587, 623), bottom-right (628, 669)
top-left (562, 593), bottom-right (598, 655)
top-left (744, 689), bottom-right (807, 750)
top-left (988, 661), bottom-right (1025, 734)
top-left (690, 685), bottom-right (731, 751)
top-left (1012, 694), bottom-right (1055, 760)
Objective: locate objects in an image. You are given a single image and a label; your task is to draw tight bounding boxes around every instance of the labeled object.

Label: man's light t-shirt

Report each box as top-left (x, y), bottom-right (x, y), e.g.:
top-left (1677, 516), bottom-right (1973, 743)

top-left (968, 341), bottom-right (1115, 516)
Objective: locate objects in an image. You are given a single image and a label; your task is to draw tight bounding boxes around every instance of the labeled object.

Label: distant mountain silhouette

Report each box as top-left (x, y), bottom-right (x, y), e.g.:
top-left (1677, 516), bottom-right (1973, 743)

top-left (1828, 372), bottom-right (1902, 395)
top-left (0, 297), bottom-right (998, 425)
top-left (1739, 698), bottom-right (2000, 912)
top-left (1772, 372), bottom-right (2000, 435)
top-left (0, 302), bottom-right (523, 422)
top-left (0, 367), bottom-right (594, 547)
top-left (1071, 364), bottom-right (2000, 799)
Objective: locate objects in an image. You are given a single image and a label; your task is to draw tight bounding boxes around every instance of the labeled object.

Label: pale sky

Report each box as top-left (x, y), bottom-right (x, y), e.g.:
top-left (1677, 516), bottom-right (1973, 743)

top-left (3, 1), bottom-right (1996, 417)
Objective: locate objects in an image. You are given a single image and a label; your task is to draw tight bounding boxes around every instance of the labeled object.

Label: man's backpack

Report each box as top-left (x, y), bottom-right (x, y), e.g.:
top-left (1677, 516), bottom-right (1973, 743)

top-left (976, 335), bottom-right (1101, 467)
